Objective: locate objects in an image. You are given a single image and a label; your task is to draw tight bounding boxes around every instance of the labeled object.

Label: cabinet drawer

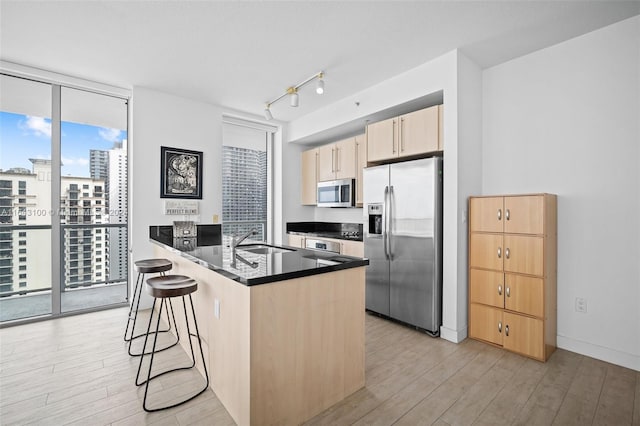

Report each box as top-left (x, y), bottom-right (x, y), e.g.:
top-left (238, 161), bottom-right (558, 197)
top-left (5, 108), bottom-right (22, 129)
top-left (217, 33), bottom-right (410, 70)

top-left (503, 235), bottom-right (544, 276)
top-left (469, 233), bottom-right (503, 271)
top-left (469, 269), bottom-right (504, 308)
top-left (469, 304), bottom-right (503, 346)
top-left (503, 312), bottom-right (544, 360)
top-left (470, 197), bottom-right (504, 233)
top-left (505, 274), bottom-right (544, 317)
top-left (504, 196), bottom-right (545, 235)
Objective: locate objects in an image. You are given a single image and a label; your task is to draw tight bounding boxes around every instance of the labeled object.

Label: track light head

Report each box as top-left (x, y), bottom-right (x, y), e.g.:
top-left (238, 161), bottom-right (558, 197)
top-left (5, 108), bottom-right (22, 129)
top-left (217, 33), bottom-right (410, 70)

top-left (264, 106), bottom-right (273, 120)
top-left (316, 78), bottom-right (324, 95)
top-left (288, 88), bottom-right (299, 107)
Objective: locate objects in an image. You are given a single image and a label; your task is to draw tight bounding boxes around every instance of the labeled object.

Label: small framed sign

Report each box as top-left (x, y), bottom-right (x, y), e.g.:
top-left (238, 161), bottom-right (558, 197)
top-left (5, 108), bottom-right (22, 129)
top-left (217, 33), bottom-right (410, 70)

top-left (160, 146), bottom-right (203, 199)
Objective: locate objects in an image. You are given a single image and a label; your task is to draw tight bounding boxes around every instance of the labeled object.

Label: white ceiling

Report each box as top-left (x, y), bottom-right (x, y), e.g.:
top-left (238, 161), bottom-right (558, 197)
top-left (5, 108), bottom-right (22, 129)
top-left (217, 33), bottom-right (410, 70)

top-left (1, 1), bottom-right (639, 123)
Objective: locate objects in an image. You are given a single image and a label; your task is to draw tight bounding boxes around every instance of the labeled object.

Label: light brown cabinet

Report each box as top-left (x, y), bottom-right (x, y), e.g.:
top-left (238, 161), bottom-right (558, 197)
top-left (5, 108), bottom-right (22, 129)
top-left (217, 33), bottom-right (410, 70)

top-left (355, 134), bottom-right (367, 206)
top-left (318, 137), bottom-right (356, 182)
top-left (366, 105), bottom-right (442, 163)
top-left (468, 194), bottom-right (557, 362)
top-left (287, 234), bottom-right (306, 249)
top-left (301, 148), bottom-right (318, 205)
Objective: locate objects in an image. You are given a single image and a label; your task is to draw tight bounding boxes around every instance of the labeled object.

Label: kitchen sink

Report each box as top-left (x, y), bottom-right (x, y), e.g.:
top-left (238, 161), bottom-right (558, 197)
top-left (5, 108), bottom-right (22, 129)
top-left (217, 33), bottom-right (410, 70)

top-left (236, 244), bottom-right (295, 255)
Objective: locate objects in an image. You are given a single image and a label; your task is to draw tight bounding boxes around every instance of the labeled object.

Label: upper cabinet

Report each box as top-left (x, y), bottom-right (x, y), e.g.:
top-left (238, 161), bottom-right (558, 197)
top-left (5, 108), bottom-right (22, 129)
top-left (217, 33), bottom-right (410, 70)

top-left (367, 104), bottom-right (442, 163)
top-left (318, 137), bottom-right (357, 182)
top-left (301, 148), bottom-right (318, 205)
top-left (355, 134), bottom-right (367, 206)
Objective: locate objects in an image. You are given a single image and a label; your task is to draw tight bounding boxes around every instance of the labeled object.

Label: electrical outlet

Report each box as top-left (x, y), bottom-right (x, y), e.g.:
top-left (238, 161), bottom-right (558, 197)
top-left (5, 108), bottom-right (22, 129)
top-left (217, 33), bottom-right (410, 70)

top-left (214, 298), bottom-right (220, 319)
top-left (575, 297), bottom-right (587, 313)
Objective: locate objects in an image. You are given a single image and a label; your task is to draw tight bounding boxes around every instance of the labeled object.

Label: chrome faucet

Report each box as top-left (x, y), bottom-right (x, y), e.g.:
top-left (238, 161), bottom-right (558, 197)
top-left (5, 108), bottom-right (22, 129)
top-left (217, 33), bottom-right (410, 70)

top-left (231, 228), bottom-right (257, 250)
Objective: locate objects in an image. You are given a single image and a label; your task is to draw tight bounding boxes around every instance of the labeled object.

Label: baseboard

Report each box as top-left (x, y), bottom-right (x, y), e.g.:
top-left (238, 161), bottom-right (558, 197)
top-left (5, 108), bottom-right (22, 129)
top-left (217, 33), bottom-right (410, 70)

top-left (440, 324), bottom-right (468, 343)
top-left (557, 335), bottom-right (640, 372)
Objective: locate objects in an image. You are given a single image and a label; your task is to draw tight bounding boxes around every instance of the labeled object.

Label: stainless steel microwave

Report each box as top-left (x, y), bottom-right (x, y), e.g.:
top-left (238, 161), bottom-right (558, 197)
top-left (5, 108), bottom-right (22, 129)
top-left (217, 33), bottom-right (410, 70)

top-left (317, 179), bottom-right (355, 207)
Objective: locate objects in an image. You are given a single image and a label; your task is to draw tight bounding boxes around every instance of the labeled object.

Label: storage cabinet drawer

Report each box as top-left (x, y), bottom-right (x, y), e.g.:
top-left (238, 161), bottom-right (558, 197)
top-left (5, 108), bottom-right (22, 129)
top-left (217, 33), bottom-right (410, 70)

top-left (469, 269), bottom-right (504, 308)
top-left (504, 273), bottom-right (544, 317)
top-left (503, 312), bottom-right (544, 360)
top-left (469, 197), bottom-right (504, 233)
top-left (469, 304), bottom-right (503, 346)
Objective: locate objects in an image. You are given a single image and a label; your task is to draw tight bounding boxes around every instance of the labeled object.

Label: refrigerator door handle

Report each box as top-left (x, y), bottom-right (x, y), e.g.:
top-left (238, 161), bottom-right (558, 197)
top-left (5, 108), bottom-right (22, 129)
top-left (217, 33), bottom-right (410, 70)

top-left (388, 185), bottom-right (394, 260)
top-left (383, 186), bottom-right (389, 260)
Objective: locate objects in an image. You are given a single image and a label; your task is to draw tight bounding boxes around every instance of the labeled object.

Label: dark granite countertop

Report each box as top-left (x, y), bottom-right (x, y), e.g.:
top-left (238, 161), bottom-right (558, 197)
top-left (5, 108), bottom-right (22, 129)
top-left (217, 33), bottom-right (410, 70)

top-left (149, 226), bottom-right (368, 286)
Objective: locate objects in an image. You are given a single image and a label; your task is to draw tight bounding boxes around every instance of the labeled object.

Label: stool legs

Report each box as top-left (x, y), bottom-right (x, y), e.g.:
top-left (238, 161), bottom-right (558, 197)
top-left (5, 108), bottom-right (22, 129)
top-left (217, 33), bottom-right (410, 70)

top-left (136, 294), bottom-right (209, 412)
top-left (125, 271), bottom-right (180, 357)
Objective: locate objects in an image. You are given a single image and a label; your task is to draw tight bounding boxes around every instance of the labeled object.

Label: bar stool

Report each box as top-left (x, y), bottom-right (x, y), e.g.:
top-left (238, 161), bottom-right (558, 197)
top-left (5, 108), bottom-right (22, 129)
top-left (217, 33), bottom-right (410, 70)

top-left (124, 259), bottom-right (179, 357)
top-left (135, 275), bottom-right (209, 412)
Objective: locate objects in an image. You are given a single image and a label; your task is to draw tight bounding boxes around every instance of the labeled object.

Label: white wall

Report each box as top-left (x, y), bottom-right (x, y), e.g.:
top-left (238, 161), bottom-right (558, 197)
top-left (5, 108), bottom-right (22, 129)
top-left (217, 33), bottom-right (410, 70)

top-left (482, 16), bottom-right (640, 370)
top-left (285, 50), bottom-right (483, 343)
top-left (131, 87), bottom-right (224, 306)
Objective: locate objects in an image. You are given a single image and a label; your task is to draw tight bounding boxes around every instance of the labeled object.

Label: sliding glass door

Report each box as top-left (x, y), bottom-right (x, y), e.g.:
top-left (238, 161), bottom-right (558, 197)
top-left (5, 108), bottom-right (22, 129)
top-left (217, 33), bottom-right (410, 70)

top-left (0, 74), bottom-right (129, 323)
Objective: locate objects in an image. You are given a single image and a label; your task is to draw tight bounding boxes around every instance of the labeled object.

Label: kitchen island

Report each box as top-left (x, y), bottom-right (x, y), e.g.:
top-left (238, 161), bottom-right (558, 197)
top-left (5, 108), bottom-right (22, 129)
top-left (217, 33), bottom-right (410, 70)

top-left (148, 227), bottom-right (368, 426)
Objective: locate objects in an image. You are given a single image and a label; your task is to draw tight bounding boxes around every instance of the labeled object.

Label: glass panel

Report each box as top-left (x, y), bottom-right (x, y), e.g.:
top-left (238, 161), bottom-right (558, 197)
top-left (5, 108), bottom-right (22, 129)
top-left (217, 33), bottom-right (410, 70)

top-left (0, 75), bottom-right (53, 321)
top-left (222, 123), bottom-right (268, 243)
top-left (60, 87), bottom-right (128, 313)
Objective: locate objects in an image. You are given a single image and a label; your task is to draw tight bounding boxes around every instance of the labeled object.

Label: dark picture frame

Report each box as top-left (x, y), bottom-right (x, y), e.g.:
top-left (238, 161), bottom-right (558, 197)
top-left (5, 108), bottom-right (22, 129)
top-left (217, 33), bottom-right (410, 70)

top-left (160, 146), bottom-right (203, 199)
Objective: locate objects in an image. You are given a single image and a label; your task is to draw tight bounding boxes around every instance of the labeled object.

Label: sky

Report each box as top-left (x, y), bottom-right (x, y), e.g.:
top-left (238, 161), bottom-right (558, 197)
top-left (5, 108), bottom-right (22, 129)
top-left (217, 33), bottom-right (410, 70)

top-left (0, 111), bottom-right (127, 178)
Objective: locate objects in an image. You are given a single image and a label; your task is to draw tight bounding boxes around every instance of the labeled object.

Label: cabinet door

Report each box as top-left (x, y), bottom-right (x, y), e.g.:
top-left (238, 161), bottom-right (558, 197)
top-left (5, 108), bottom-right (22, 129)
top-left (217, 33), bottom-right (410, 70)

top-left (503, 235), bottom-right (544, 276)
top-left (318, 144), bottom-right (336, 182)
top-left (469, 197), bottom-right (504, 233)
top-left (469, 269), bottom-right (504, 308)
top-left (301, 148), bottom-right (318, 205)
top-left (504, 274), bottom-right (544, 317)
top-left (438, 105), bottom-right (444, 151)
top-left (336, 137), bottom-right (356, 179)
top-left (469, 233), bottom-right (503, 271)
top-left (341, 240), bottom-right (364, 257)
top-left (469, 304), bottom-right (503, 346)
top-left (503, 312), bottom-right (544, 360)
top-left (355, 134), bottom-right (367, 206)
top-left (399, 105), bottom-right (439, 157)
top-left (367, 118), bottom-right (397, 162)
top-left (504, 195), bottom-right (545, 235)
top-left (287, 234), bottom-right (305, 248)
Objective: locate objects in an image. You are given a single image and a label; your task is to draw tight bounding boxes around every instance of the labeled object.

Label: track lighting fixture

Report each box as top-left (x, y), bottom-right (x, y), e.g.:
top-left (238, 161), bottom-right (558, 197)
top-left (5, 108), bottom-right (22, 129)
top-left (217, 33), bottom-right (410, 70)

top-left (263, 71), bottom-right (324, 120)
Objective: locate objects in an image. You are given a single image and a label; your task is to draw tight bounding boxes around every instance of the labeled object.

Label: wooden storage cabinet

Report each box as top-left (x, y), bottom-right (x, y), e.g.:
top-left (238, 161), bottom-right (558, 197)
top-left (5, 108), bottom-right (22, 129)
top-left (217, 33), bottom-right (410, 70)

top-left (468, 193), bottom-right (557, 362)
top-left (366, 104), bottom-right (442, 163)
top-left (317, 137), bottom-right (356, 182)
top-left (355, 134), bottom-right (366, 206)
top-left (301, 148), bottom-right (318, 205)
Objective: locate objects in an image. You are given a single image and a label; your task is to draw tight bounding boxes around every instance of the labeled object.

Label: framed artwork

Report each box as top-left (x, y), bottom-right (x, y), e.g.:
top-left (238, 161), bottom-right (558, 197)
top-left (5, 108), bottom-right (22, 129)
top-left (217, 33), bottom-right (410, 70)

top-left (160, 146), bottom-right (203, 199)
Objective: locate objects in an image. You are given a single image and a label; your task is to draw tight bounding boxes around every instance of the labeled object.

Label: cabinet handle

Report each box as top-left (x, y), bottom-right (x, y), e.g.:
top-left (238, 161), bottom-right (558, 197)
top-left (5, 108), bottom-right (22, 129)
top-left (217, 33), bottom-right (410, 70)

top-left (336, 147), bottom-right (340, 172)
top-left (497, 209), bottom-right (502, 221)
top-left (497, 247), bottom-right (502, 258)
top-left (505, 325), bottom-right (510, 337)
top-left (506, 209), bottom-right (510, 220)
top-left (506, 286), bottom-right (510, 297)
top-left (400, 117), bottom-right (405, 152)
top-left (505, 248), bottom-right (510, 259)
top-left (331, 148), bottom-right (335, 172)
top-left (498, 321), bottom-right (502, 333)
top-left (498, 285), bottom-right (502, 295)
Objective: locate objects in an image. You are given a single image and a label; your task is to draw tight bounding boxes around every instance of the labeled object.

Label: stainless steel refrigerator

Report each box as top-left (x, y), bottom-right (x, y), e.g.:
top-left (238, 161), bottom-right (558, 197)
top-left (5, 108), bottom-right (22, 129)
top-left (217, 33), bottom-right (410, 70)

top-left (363, 157), bottom-right (443, 335)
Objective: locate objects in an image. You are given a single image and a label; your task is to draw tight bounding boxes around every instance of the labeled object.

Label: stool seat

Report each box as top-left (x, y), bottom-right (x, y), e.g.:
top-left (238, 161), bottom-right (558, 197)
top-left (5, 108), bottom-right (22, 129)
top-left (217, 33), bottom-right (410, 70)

top-left (146, 275), bottom-right (197, 299)
top-left (135, 258), bottom-right (172, 274)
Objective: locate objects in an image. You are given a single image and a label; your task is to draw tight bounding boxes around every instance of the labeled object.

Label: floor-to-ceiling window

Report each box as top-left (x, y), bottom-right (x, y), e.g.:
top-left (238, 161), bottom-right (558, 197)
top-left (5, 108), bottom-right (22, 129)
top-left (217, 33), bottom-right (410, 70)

top-left (0, 73), bottom-right (129, 324)
top-left (221, 118), bottom-right (274, 244)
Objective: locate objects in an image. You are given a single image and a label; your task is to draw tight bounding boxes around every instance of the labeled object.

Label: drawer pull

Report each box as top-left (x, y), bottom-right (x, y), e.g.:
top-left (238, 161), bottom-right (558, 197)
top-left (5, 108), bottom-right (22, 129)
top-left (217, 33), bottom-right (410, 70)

top-left (505, 248), bottom-right (510, 259)
top-left (498, 321), bottom-right (502, 333)
top-left (505, 325), bottom-right (509, 337)
top-left (497, 247), bottom-right (502, 258)
top-left (498, 285), bottom-right (502, 295)
top-left (506, 286), bottom-right (510, 297)
top-left (497, 209), bottom-right (502, 221)
top-left (506, 209), bottom-right (510, 220)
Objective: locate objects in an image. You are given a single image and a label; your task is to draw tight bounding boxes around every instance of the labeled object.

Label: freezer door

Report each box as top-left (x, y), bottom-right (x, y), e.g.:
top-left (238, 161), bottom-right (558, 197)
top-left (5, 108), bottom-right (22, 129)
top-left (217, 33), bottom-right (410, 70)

top-left (389, 158), bottom-right (442, 332)
top-left (363, 165), bottom-right (390, 316)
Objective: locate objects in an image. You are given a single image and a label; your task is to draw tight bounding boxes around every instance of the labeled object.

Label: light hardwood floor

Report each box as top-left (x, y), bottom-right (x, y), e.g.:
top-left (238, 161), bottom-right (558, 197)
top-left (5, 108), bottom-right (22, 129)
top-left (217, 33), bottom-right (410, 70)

top-left (0, 307), bottom-right (638, 425)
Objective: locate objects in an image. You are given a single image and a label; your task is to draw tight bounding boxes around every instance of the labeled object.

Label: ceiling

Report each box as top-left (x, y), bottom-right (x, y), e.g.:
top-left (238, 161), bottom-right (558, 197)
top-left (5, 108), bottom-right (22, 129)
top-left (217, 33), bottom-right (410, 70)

top-left (1, 1), bottom-right (639, 123)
